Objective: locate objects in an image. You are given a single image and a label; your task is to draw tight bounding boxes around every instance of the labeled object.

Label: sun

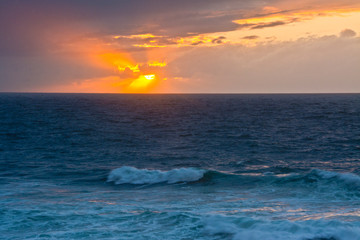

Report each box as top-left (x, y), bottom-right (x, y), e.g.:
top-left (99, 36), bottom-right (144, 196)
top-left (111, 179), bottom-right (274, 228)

top-left (126, 74), bottom-right (157, 93)
top-left (88, 50), bottom-right (169, 93)
top-left (144, 74), bottom-right (155, 80)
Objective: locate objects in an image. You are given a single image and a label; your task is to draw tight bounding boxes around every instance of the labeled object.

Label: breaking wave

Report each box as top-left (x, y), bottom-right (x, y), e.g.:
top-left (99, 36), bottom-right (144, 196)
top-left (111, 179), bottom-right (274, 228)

top-left (107, 166), bottom-right (360, 195)
top-left (107, 166), bottom-right (206, 184)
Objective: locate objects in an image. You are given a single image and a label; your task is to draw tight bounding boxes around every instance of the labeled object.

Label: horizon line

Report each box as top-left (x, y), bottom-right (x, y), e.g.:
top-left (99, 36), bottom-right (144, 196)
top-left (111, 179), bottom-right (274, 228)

top-left (1, 92), bottom-right (360, 95)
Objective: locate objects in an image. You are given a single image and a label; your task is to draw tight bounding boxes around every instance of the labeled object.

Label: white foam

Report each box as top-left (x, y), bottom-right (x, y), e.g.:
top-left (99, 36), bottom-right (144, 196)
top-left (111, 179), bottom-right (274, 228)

top-left (107, 166), bottom-right (206, 185)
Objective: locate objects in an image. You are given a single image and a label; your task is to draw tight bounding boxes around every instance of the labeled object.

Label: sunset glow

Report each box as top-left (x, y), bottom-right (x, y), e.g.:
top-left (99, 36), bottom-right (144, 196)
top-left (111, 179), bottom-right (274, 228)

top-left (148, 61), bottom-right (167, 67)
top-left (233, 8), bottom-right (360, 27)
top-left (1, 1), bottom-right (359, 93)
top-left (118, 65), bottom-right (140, 73)
top-left (126, 74), bottom-right (157, 93)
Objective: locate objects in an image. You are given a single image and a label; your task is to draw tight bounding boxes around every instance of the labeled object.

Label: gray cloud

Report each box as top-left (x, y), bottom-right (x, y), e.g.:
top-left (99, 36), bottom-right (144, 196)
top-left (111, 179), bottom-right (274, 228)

top-left (1, 0), bottom-right (358, 56)
top-left (340, 29), bottom-right (357, 38)
top-left (0, 55), bottom-right (110, 91)
top-left (167, 35), bottom-right (360, 93)
top-left (1, 0), bottom-right (285, 57)
top-left (242, 35), bottom-right (260, 40)
top-left (236, 20), bottom-right (292, 30)
top-left (212, 36), bottom-right (226, 44)
top-left (251, 21), bottom-right (287, 29)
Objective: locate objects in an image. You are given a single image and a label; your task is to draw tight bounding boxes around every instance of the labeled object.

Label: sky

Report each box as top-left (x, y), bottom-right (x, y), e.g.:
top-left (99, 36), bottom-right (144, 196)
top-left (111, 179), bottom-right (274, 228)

top-left (0, 0), bottom-right (360, 93)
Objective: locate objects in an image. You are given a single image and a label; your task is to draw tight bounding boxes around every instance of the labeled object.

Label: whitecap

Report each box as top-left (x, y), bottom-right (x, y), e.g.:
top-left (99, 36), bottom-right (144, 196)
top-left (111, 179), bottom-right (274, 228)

top-left (107, 166), bottom-right (206, 185)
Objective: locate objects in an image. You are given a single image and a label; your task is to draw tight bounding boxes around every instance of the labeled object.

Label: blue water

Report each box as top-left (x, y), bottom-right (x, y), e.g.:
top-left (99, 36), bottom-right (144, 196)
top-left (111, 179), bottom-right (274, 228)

top-left (1, 93), bottom-right (360, 240)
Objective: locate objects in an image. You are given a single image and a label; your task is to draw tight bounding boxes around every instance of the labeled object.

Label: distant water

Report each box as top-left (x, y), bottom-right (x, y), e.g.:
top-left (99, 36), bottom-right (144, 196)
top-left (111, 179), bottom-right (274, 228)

top-left (1, 93), bottom-right (360, 240)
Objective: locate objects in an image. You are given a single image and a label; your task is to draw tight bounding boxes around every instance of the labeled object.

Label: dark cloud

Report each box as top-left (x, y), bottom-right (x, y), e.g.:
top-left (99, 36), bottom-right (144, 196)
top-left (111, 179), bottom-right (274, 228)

top-left (250, 21), bottom-right (287, 29)
top-left (242, 35), bottom-right (259, 40)
top-left (191, 41), bottom-right (204, 46)
top-left (235, 17), bottom-right (296, 30)
top-left (235, 20), bottom-right (291, 30)
top-left (212, 36), bottom-right (226, 44)
top-left (0, 0), bottom-right (272, 56)
top-left (1, 0), bottom-right (359, 56)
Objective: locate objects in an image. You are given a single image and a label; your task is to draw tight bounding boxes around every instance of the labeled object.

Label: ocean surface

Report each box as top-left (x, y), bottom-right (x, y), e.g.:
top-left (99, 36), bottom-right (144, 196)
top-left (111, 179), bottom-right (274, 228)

top-left (1, 93), bottom-right (360, 240)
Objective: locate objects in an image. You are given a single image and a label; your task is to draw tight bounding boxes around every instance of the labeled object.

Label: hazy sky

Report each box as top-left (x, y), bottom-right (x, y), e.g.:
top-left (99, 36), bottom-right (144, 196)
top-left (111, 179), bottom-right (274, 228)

top-left (1, 0), bottom-right (359, 93)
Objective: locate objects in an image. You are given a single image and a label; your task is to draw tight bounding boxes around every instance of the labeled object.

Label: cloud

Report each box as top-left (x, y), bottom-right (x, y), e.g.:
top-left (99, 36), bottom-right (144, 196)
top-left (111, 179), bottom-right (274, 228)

top-left (250, 21), bottom-right (288, 29)
top-left (167, 35), bottom-right (360, 93)
top-left (0, 55), bottom-right (110, 91)
top-left (212, 36), bottom-right (226, 44)
top-left (242, 35), bottom-right (260, 40)
top-left (0, 0), bottom-right (258, 58)
top-left (1, 0), bottom-right (359, 56)
top-left (340, 29), bottom-right (357, 38)
top-left (1, 0), bottom-right (360, 92)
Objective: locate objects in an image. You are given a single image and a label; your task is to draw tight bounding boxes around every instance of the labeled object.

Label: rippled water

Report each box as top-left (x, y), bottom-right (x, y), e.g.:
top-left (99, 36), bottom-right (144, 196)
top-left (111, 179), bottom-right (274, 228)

top-left (1, 93), bottom-right (360, 239)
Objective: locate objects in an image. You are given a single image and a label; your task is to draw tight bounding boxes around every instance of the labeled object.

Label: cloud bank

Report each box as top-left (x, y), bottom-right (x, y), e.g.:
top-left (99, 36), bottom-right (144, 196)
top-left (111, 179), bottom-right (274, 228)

top-left (168, 33), bottom-right (360, 93)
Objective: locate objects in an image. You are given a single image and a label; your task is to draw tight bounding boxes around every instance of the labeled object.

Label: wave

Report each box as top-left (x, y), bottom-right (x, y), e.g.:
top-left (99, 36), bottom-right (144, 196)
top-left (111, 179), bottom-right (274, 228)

top-left (107, 166), bottom-right (360, 193)
top-left (107, 166), bottom-right (206, 185)
top-left (203, 215), bottom-right (360, 240)
top-left (218, 168), bottom-right (360, 188)
top-left (274, 169), bottom-right (360, 189)
top-left (310, 169), bottom-right (360, 186)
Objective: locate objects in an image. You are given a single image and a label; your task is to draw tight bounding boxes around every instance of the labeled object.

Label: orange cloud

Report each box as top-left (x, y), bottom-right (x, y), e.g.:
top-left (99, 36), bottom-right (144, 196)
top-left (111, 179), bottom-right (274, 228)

top-left (148, 61), bottom-right (167, 67)
top-left (233, 8), bottom-right (360, 30)
top-left (77, 49), bottom-right (170, 93)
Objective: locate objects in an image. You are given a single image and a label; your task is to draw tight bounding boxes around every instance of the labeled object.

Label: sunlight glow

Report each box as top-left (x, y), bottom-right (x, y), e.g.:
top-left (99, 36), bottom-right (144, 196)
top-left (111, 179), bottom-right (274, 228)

top-left (118, 65), bottom-right (140, 72)
top-left (113, 33), bottom-right (158, 39)
top-left (133, 44), bottom-right (166, 48)
top-left (148, 61), bottom-right (167, 67)
top-left (144, 74), bottom-right (155, 80)
top-left (233, 8), bottom-right (360, 27)
top-left (127, 74), bottom-right (157, 92)
top-left (202, 8), bottom-right (360, 46)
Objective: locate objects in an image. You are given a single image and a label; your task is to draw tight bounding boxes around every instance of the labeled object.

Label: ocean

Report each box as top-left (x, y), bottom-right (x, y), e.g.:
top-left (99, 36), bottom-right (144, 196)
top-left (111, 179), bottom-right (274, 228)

top-left (1, 93), bottom-right (360, 240)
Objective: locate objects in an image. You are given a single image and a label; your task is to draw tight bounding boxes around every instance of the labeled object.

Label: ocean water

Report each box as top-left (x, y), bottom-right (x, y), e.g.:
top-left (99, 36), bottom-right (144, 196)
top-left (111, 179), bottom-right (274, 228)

top-left (1, 93), bottom-right (360, 240)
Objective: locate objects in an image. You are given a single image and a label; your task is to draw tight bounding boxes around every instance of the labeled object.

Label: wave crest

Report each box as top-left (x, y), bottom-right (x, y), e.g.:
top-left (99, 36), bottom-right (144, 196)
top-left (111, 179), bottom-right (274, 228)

top-left (275, 169), bottom-right (360, 189)
top-left (107, 166), bottom-right (206, 185)
top-left (310, 169), bottom-right (360, 186)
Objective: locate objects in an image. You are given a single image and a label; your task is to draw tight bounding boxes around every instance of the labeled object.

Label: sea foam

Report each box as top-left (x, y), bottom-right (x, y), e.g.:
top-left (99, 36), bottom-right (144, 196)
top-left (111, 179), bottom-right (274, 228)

top-left (107, 166), bottom-right (206, 184)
